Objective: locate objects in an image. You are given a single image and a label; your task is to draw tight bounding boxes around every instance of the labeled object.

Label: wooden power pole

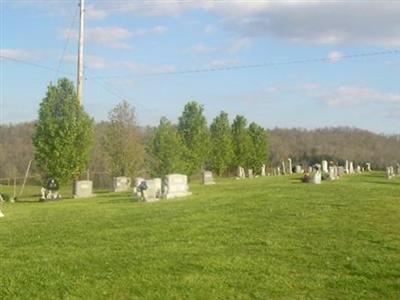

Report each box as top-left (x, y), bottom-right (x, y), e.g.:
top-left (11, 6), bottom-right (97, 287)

top-left (77, 0), bottom-right (85, 106)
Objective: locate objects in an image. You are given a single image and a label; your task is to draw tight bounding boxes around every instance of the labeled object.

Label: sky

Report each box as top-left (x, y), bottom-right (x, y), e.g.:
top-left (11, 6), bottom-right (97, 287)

top-left (1, 0), bottom-right (400, 134)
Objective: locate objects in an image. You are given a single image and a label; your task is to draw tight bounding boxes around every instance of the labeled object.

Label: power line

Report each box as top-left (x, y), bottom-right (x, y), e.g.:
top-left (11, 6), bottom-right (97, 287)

top-left (0, 55), bottom-right (76, 77)
top-left (54, 3), bottom-right (79, 80)
top-left (90, 49), bottom-right (400, 79)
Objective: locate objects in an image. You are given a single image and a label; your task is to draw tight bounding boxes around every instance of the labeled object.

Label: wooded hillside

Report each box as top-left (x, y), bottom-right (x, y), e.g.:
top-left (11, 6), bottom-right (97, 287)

top-left (0, 122), bottom-right (399, 179)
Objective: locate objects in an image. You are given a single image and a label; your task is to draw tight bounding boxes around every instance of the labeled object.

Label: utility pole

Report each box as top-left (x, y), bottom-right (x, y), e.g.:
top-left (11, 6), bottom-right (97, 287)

top-left (77, 0), bottom-right (85, 106)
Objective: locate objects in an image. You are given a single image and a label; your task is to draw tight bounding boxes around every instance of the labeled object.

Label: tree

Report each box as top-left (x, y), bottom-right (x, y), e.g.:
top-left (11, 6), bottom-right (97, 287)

top-left (231, 115), bottom-right (253, 169)
top-left (177, 101), bottom-right (210, 176)
top-left (102, 100), bottom-right (144, 178)
top-left (248, 122), bottom-right (268, 173)
top-left (148, 117), bottom-right (186, 177)
top-left (33, 78), bottom-right (94, 183)
top-left (209, 111), bottom-right (234, 176)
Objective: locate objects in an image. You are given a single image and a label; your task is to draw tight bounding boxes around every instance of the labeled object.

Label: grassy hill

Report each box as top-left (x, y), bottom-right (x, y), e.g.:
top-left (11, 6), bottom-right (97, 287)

top-left (0, 173), bottom-right (399, 299)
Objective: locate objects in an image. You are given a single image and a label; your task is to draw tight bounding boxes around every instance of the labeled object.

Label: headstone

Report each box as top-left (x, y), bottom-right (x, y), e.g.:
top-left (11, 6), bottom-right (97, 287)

top-left (338, 166), bottom-right (345, 177)
top-left (0, 209), bottom-right (4, 218)
top-left (386, 167), bottom-right (394, 179)
top-left (202, 171), bottom-right (215, 185)
top-left (328, 166), bottom-right (336, 180)
top-left (322, 160), bottom-right (328, 173)
top-left (356, 165), bottom-right (361, 173)
top-left (236, 166), bottom-right (245, 179)
top-left (163, 174), bottom-right (191, 199)
top-left (261, 164), bottom-right (266, 176)
top-left (247, 169), bottom-right (254, 178)
top-left (295, 165), bottom-right (303, 174)
top-left (113, 176), bottom-right (131, 192)
top-left (288, 158), bottom-right (293, 174)
top-left (308, 166), bottom-right (313, 174)
top-left (277, 167), bottom-right (281, 176)
top-left (311, 170), bottom-right (322, 184)
top-left (142, 178), bottom-right (162, 202)
top-left (73, 180), bottom-right (93, 198)
top-left (366, 163), bottom-right (372, 172)
top-left (396, 163), bottom-right (400, 175)
top-left (345, 160), bottom-right (349, 174)
top-left (281, 161), bottom-right (286, 175)
top-left (349, 162), bottom-right (354, 174)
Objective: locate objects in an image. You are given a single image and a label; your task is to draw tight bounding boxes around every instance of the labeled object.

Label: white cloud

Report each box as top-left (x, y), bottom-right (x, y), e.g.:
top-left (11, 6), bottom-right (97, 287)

top-left (186, 43), bottom-right (217, 54)
top-left (0, 48), bottom-right (39, 61)
top-left (328, 51), bottom-right (344, 63)
top-left (319, 86), bottom-right (400, 107)
top-left (61, 26), bottom-right (167, 50)
top-left (90, 1), bottom-right (400, 47)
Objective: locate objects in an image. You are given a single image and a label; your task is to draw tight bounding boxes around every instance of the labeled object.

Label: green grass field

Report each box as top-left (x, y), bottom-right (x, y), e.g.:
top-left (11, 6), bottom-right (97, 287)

top-left (0, 173), bottom-right (399, 299)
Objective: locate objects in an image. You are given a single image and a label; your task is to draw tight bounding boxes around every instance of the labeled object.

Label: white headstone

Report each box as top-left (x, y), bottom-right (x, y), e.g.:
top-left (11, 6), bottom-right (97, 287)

top-left (142, 178), bottom-right (162, 202)
top-left (295, 165), bottom-right (303, 174)
top-left (113, 176), bottom-right (131, 192)
top-left (261, 164), bottom-right (266, 176)
top-left (288, 158), bottom-right (293, 174)
top-left (0, 209), bottom-right (4, 218)
top-left (366, 163), bottom-right (372, 172)
top-left (73, 180), bottom-right (93, 198)
top-left (202, 171), bottom-right (215, 185)
top-left (311, 171), bottom-right (322, 184)
top-left (345, 160), bottom-right (349, 174)
top-left (247, 169), bottom-right (254, 178)
top-left (349, 162), bottom-right (354, 174)
top-left (322, 160), bottom-right (328, 173)
top-left (163, 174), bottom-right (191, 199)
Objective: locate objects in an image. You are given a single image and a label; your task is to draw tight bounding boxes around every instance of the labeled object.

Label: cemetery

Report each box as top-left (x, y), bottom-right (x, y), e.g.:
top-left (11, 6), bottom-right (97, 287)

top-left (0, 170), bottom-right (399, 299)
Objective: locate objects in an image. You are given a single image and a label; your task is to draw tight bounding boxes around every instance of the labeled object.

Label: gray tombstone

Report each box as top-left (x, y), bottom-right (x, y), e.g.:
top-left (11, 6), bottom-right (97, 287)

top-left (338, 166), bottom-right (345, 177)
top-left (281, 161), bottom-right (286, 175)
top-left (386, 166), bottom-right (394, 179)
top-left (113, 176), bottom-right (131, 192)
top-left (396, 163), bottom-right (400, 175)
top-left (163, 174), bottom-right (191, 199)
top-left (247, 169), bottom-right (254, 178)
top-left (345, 160), bottom-right (349, 174)
top-left (202, 171), bottom-right (215, 185)
top-left (295, 165), bottom-right (303, 174)
top-left (288, 158), bottom-right (293, 174)
top-left (328, 166), bottom-right (336, 180)
top-left (237, 166), bottom-right (246, 179)
top-left (142, 178), bottom-right (162, 202)
top-left (73, 180), bottom-right (93, 198)
top-left (277, 167), bottom-right (281, 176)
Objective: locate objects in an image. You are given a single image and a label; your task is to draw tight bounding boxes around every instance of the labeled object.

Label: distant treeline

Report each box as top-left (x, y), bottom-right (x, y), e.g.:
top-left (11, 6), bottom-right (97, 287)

top-left (0, 122), bottom-right (399, 179)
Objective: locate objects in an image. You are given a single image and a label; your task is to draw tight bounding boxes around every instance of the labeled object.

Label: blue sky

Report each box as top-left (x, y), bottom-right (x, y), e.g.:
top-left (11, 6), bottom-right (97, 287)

top-left (1, 0), bottom-right (400, 134)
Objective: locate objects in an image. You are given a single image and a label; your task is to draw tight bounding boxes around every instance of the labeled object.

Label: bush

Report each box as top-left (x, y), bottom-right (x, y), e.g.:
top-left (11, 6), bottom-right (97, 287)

top-left (0, 193), bottom-right (10, 202)
top-left (321, 172), bottom-right (329, 181)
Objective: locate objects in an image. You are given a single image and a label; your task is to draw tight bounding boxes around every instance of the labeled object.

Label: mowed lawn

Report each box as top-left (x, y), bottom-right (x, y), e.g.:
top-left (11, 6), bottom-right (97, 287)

top-left (0, 173), bottom-right (399, 299)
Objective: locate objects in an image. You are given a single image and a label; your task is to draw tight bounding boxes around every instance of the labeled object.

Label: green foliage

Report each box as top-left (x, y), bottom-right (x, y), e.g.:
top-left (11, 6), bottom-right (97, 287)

top-left (33, 78), bottom-right (94, 183)
top-left (102, 100), bottom-right (144, 178)
top-left (209, 111), bottom-right (234, 176)
top-left (248, 122), bottom-right (268, 173)
top-left (148, 117), bottom-right (186, 178)
top-left (177, 101), bottom-right (210, 176)
top-left (231, 115), bottom-right (253, 169)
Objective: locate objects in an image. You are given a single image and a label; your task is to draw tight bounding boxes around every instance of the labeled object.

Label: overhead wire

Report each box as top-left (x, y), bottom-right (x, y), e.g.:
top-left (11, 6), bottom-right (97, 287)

top-left (54, 2), bottom-right (80, 81)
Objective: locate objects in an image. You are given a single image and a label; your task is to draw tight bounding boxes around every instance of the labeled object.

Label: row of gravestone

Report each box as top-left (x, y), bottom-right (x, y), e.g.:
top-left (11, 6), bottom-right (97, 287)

top-left (39, 171), bottom-right (217, 201)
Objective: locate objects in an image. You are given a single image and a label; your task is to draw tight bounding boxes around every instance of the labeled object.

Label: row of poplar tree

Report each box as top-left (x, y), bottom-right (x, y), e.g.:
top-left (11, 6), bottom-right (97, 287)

top-left (149, 103), bottom-right (269, 178)
top-left (33, 78), bottom-right (268, 183)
